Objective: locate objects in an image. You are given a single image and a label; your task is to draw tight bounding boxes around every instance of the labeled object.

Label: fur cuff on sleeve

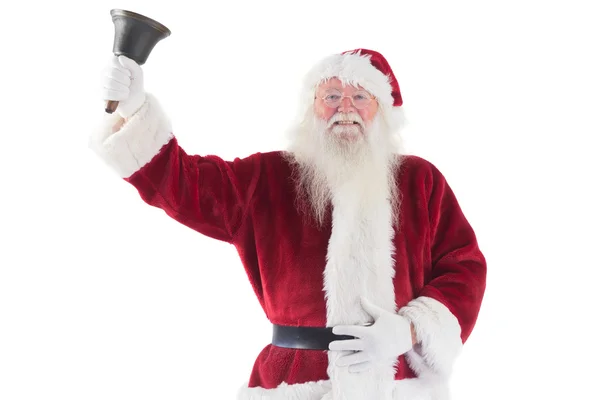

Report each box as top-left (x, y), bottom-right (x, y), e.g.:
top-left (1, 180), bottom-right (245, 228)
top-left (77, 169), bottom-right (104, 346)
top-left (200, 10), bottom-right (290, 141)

top-left (88, 93), bottom-right (173, 178)
top-left (398, 296), bottom-right (463, 378)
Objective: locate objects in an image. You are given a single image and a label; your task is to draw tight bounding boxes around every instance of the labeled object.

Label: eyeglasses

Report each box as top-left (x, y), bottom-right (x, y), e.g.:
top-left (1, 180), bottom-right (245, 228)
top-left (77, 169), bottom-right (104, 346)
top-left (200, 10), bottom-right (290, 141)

top-left (317, 89), bottom-right (375, 110)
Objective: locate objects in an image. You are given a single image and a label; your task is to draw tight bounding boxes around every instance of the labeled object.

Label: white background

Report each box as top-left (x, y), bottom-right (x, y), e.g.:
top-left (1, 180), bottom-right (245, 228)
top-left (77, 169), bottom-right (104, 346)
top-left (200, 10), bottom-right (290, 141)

top-left (1, 0), bottom-right (599, 399)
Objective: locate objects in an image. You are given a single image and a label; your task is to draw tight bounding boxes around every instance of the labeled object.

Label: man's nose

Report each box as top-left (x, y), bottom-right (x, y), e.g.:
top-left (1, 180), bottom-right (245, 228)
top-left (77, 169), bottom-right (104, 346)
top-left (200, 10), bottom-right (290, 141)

top-left (337, 96), bottom-right (356, 113)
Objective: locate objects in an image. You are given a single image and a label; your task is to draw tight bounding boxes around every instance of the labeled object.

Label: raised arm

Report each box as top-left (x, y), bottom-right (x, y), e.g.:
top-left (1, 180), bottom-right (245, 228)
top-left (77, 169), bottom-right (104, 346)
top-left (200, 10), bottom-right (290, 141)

top-left (89, 55), bottom-right (261, 243)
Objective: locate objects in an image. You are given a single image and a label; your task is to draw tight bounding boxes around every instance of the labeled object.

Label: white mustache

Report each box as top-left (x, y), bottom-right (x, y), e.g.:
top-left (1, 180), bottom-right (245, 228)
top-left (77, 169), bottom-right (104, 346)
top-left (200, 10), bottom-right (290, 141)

top-left (327, 113), bottom-right (365, 129)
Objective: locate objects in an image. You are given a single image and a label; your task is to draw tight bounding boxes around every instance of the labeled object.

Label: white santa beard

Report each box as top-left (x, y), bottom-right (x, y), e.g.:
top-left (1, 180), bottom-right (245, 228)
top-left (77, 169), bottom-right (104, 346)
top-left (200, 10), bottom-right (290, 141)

top-left (286, 110), bottom-right (402, 227)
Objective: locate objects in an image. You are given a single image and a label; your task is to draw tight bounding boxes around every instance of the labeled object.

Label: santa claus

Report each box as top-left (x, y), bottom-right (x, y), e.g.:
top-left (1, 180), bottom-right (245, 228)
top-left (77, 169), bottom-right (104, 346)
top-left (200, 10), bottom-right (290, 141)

top-left (90, 48), bottom-right (487, 400)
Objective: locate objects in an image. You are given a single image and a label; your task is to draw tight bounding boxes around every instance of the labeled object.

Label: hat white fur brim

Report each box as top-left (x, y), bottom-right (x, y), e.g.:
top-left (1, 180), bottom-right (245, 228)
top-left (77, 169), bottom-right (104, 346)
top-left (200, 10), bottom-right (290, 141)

top-left (303, 50), bottom-right (395, 108)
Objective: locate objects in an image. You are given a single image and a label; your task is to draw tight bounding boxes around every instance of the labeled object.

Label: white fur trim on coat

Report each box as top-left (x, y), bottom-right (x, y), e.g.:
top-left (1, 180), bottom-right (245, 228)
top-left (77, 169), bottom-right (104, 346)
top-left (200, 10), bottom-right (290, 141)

top-left (237, 376), bottom-right (450, 400)
top-left (319, 145), bottom-right (399, 398)
top-left (88, 93), bottom-right (173, 178)
top-left (303, 50), bottom-right (395, 107)
top-left (398, 296), bottom-right (463, 378)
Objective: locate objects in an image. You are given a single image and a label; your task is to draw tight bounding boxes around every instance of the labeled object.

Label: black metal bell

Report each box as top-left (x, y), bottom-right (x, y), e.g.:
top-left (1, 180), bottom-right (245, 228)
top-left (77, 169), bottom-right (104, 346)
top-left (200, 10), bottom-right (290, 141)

top-left (105, 9), bottom-right (171, 113)
top-left (110, 9), bottom-right (171, 65)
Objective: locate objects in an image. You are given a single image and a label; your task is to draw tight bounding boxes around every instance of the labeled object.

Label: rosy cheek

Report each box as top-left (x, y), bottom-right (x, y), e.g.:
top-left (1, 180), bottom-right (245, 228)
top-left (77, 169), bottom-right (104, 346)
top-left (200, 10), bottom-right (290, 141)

top-left (315, 102), bottom-right (334, 120)
top-left (361, 103), bottom-right (378, 122)
top-left (359, 109), bottom-right (372, 122)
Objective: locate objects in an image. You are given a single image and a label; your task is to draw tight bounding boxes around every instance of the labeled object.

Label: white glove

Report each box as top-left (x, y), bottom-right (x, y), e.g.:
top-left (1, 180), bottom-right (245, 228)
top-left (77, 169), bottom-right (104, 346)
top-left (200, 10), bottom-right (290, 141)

top-left (329, 296), bottom-right (413, 373)
top-left (101, 55), bottom-right (146, 119)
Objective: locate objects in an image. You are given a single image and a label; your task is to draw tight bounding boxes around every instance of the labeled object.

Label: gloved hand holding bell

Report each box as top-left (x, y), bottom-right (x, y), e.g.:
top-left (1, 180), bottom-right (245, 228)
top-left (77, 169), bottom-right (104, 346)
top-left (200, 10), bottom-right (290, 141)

top-left (103, 9), bottom-right (170, 114)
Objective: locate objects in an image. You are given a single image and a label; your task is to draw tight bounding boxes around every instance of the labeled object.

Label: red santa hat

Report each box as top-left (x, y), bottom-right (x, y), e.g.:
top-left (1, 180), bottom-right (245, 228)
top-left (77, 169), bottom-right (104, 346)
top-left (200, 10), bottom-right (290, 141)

top-left (303, 48), bottom-right (403, 108)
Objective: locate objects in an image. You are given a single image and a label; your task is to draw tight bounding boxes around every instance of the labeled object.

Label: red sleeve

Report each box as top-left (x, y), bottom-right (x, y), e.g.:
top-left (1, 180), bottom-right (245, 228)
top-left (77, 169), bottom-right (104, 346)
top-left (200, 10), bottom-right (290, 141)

top-left (89, 93), bottom-right (261, 243)
top-left (419, 163), bottom-right (487, 342)
top-left (126, 139), bottom-right (260, 243)
top-left (398, 160), bottom-right (486, 378)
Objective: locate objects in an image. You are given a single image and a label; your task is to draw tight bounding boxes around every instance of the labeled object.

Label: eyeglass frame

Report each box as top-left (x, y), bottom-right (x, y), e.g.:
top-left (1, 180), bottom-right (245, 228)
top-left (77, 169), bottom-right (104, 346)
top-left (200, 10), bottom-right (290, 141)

top-left (314, 88), bottom-right (377, 110)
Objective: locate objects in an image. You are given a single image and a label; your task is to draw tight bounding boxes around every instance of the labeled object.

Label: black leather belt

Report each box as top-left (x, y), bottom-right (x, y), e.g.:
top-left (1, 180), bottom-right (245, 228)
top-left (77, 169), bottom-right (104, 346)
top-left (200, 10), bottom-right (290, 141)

top-left (271, 323), bottom-right (355, 350)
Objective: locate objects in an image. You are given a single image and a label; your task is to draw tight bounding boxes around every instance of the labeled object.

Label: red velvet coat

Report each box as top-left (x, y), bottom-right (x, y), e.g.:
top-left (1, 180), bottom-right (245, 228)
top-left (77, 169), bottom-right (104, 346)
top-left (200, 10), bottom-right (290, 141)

top-left (90, 94), bottom-right (487, 400)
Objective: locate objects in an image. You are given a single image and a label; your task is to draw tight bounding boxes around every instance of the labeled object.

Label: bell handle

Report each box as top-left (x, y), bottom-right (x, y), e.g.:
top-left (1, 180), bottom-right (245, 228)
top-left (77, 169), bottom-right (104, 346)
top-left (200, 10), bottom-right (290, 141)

top-left (105, 100), bottom-right (119, 114)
